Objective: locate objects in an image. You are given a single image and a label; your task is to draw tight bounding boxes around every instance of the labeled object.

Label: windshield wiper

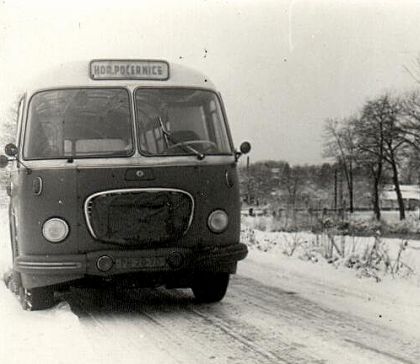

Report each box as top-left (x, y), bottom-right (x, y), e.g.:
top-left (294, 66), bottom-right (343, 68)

top-left (157, 117), bottom-right (205, 160)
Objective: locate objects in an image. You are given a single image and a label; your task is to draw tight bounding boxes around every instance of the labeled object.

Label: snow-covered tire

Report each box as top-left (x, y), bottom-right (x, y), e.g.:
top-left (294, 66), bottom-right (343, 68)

top-left (19, 286), bottom-right (55, 311)
top-left (5, 270), bottom-right (21, 295)
top-left (192, 273), bottom-right (230, 303)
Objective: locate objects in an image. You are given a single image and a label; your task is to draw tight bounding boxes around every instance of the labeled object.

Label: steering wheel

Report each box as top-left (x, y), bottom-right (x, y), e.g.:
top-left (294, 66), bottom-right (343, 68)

top-left (166, 140), bottom-right (218, 153)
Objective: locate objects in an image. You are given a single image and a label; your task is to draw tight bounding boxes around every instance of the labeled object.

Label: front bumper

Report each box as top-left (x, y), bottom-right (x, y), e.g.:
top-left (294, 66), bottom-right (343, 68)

top-left (15, 243), bottom-right (248, 289)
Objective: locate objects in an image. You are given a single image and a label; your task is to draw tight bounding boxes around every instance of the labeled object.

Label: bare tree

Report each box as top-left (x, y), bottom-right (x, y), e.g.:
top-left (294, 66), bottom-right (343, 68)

top-left (323, 117), bottom-right (357, 213)
top-left (403, 56), bottom-right (420, 85)
top-left (280, 163), bottom-right (305, 208)
top-left (400, 91), bottom-right (420, 147)
top-left (354, 123), bottom-right (383, 220)
top-left (355, 95), bottom-right (406, 220)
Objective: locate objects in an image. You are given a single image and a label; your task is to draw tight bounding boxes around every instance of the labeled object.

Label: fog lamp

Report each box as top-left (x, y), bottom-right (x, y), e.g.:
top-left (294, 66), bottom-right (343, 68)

top-left (42, 218), bottom-right (69, 243)
top-left (208, 210), bottom-right (228, 233)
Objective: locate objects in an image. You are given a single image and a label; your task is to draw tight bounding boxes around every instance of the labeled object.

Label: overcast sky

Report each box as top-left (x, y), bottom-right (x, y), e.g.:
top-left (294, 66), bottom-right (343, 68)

top-left (1, 0), bottom-right (420, 164)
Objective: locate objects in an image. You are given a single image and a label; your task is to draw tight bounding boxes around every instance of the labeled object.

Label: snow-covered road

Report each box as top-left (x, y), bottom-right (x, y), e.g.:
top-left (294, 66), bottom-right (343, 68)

top-left (48, 253), bottom-right (417, 364)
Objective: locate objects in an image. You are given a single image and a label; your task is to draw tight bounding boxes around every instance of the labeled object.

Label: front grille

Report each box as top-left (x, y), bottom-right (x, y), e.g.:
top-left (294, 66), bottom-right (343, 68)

top-left (85, 189), bottom-right (194, 245)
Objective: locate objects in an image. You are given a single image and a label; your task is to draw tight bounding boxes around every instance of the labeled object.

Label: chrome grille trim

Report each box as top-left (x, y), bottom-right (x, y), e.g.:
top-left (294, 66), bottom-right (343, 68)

top-left (84, 188), bottom-right (195, 240)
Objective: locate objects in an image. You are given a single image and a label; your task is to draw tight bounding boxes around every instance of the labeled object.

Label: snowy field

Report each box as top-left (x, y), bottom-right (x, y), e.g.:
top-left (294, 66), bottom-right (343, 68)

top-left (0, 203), bottom-right (420, 363)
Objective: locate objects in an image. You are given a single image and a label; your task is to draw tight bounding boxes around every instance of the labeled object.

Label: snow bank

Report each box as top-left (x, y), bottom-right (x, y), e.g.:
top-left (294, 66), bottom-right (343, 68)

top-left (239, 247), bottom-right (420, 339)
top-left (0, 292), bottom-right (98, 364)
top-left (0, 205), bottom-right (101, 364)
top-left (0, 206), bottom-right (12, 276)
top-left (242, 226), bottom-right (420, 286)
top-left (240, 219), bottom-right (420, 337)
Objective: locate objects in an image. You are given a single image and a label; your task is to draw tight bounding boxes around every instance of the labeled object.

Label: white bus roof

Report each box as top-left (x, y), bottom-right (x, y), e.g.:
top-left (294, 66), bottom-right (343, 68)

top-left (25, 60), bottom-right (217, 94)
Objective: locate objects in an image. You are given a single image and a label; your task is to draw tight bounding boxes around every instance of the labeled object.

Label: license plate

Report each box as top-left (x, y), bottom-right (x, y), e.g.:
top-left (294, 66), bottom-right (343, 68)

top-left (115, 256), bottom-right (166, 270)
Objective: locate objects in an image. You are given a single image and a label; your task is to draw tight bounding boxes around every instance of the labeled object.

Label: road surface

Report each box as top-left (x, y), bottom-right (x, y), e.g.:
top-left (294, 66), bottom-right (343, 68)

top-left (59, 256), bottom-right (420, 364)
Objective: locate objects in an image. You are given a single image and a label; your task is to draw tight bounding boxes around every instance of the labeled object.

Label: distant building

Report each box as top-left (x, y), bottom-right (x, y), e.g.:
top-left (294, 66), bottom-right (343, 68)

top-left (380, 185), bottom-right (420, 209)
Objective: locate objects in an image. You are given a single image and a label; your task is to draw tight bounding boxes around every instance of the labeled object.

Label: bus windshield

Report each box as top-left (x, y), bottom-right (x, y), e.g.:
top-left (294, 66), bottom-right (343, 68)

top-left (135, 88), bottom-right (232, 156)
top-left (24, 88), bottom-right (133, 159)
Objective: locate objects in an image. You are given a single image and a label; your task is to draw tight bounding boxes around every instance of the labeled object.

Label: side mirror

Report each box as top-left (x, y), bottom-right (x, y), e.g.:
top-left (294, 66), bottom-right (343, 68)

top-left (235, 141), bottom-right (251, 161)
top-left (5, 143), bottom-right (18, 157)
top-left (0, 155), bottom-right (9, 168)
top-left (240, 141), bottom-right (251, 155)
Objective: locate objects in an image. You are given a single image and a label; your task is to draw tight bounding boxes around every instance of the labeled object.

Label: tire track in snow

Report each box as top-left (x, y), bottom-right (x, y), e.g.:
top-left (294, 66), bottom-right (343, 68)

top-left (65, 286), bottom-right (323, 363)
top-left (64, 288), bottom-right (187, 364)
top-left (344, 339), bottom-right (417, 364)
top-left (62, 274), bottom-right (420, 364)
top-left (229, 275), bottom-right (420, 363)
top-left (66, 287), bottom-right (278, 363)
top-left (118, 288), bottom-right (301, 363)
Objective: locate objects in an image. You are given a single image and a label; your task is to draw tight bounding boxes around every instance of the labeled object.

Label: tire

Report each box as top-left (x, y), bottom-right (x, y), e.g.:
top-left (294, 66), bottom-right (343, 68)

top-left (19, 286), bottom-right (55, 311)
top-left (192, 273), bottom-right (230, 303)
top-left (5, 270), bottom-right (21, 295)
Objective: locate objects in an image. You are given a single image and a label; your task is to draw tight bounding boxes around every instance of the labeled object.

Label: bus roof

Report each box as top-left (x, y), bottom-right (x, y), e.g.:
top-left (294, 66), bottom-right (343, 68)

top-left (25, 60), bottom-right (217, 94)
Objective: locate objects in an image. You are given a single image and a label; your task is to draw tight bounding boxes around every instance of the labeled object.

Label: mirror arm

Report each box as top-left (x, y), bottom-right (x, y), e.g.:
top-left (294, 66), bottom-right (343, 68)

top-left (15, 156), bottom-right (32, 174)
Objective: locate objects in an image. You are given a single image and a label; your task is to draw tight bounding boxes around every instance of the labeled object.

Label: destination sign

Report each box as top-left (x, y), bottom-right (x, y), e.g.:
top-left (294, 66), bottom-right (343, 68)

top-left (90, 60), bottom-right (169, 80)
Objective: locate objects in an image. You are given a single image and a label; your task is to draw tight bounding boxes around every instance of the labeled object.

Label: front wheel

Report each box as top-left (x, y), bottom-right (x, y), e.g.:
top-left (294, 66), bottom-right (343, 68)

top-left (19, 286), bottom-right (55, 311)
top-left (191, 273), bottom-right (230, 303)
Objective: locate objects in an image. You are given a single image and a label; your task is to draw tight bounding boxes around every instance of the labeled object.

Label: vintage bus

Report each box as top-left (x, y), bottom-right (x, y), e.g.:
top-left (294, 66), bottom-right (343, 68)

top-left (0, 60), bottom-right (250, 310)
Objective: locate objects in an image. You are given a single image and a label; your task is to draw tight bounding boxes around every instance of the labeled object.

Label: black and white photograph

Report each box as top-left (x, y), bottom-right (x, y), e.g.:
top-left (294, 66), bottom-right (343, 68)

top-left (0, 0), bottom-right (420, 363)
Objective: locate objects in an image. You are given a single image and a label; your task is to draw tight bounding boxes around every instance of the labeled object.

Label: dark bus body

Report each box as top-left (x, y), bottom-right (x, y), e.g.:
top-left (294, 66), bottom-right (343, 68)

top-left (1, 60), bottom-right (250, 310)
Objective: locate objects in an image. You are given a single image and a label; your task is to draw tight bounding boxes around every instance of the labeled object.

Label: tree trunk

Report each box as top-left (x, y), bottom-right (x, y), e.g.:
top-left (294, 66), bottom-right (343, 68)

top-left (347, 161), bottom-right (354, 213)
top-left (373, 179), bottom-right (381, 220)
top-left (338, 157), bottom-right (354, 214)
top-left (334, 168), bottom-right (338, 210)
top-left (391, 160), bottom-right (405, 220)
top-left (371, 163), bottom-right (382, 221)
top-left (348, 183), bottom-right (354, 213)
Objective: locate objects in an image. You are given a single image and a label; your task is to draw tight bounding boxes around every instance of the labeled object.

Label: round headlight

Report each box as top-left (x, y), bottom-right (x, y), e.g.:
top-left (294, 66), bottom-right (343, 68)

top-left (208, 210), bottom-right (229, 233)
top-left (42, 218), bottom-right (69, 243)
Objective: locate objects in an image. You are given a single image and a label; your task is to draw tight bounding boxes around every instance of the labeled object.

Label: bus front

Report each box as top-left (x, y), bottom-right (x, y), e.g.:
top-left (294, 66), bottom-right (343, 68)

top-left (5, 60), bottom-right (250, 310)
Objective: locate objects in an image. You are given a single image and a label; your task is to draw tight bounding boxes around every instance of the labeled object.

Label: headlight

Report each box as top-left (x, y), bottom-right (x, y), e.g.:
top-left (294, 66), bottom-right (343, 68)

top-left (42, 218), bottom-right (69, 243)
top-left (208, 210), bottom-right (228, 233)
